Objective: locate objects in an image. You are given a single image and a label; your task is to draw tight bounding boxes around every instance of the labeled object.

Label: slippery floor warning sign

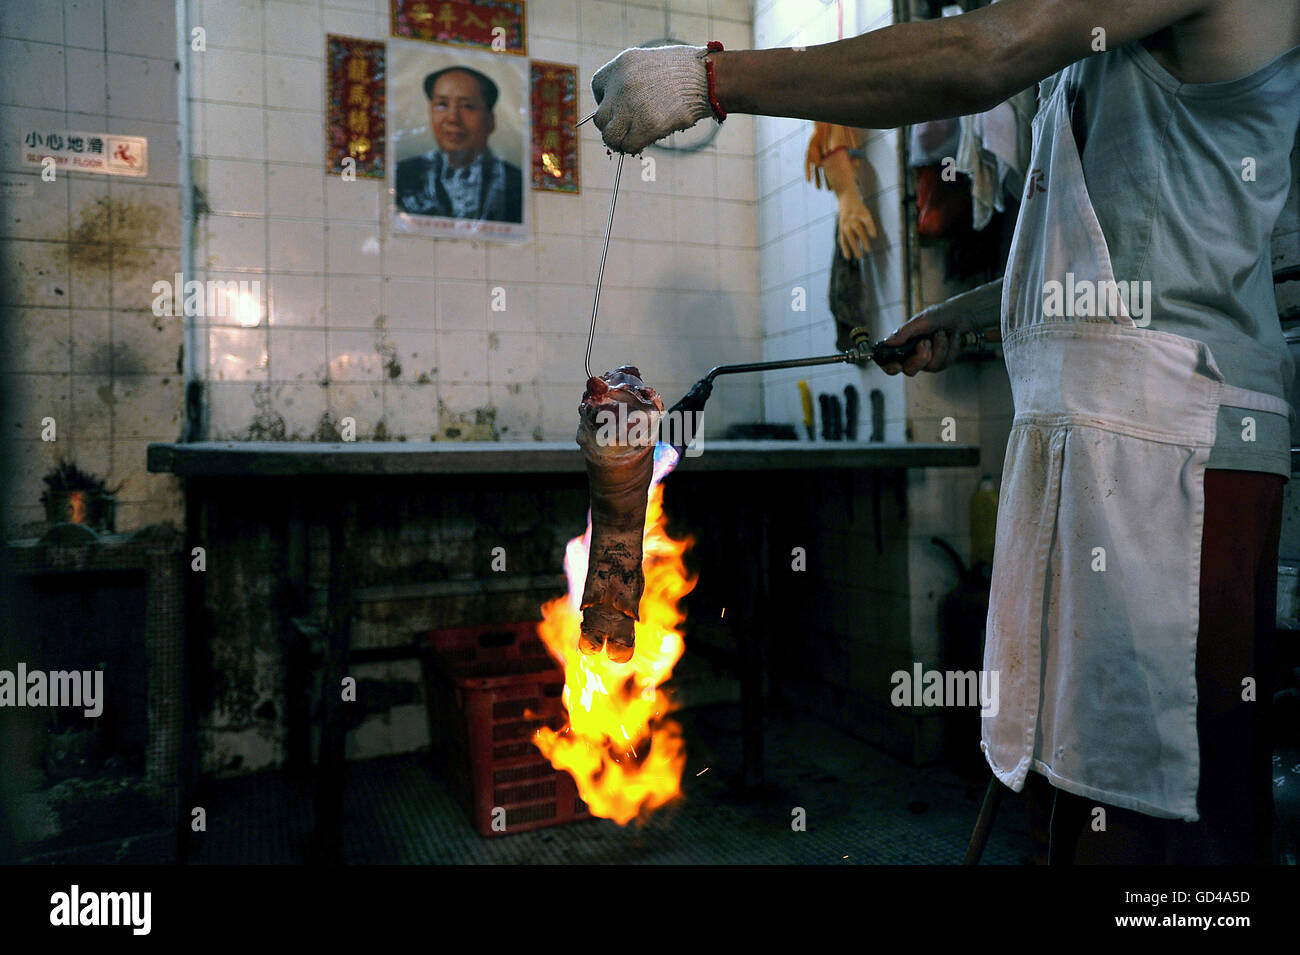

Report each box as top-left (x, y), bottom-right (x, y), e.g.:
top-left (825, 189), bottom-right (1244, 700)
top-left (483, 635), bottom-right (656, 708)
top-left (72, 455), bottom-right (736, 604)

top-left (20, 130), bottom-right (148, 178)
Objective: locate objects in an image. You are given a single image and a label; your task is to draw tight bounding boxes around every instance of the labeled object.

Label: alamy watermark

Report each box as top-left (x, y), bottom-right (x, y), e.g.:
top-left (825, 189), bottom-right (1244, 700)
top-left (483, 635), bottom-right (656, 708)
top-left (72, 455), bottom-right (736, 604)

top-left (50, 885), bottom-right (150, 935)
top-left (890, 663), bottom-right (999, 717)
top-left (592, 403), bottom-right (706, 458)
top-left (0, 663), bottom-right (103, 717)
top-left (151, 272), bottom-right (262, 322)
top-left (1042, 272), bottom-right (1152, 326)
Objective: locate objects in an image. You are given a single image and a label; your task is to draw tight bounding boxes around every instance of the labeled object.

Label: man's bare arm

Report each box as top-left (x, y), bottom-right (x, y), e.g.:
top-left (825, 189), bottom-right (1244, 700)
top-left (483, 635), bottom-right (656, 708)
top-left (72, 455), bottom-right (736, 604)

top-left (711, 0), bottom-right (1215, 129)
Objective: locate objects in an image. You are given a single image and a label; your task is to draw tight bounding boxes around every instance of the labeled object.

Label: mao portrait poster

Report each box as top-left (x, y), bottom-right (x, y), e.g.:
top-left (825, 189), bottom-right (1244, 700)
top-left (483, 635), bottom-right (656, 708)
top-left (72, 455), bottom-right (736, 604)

top-left (388, 38), bottom-right (529, 242)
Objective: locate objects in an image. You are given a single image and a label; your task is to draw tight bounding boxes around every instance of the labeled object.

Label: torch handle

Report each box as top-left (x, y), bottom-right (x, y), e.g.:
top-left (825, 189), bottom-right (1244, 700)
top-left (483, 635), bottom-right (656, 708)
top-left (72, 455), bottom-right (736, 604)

top-left (869, 338), bottom-right (921, 366)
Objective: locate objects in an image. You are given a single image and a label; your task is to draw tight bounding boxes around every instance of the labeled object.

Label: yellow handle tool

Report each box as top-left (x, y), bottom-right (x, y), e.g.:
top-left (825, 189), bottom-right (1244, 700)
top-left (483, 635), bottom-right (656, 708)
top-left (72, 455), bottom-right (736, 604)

top-left (798, 380), bottom-right (814, 441)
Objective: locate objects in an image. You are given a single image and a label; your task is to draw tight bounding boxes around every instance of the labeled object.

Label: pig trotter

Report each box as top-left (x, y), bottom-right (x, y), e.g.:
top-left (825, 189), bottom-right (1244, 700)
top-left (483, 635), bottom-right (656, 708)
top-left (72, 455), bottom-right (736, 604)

top-left (576, 366), bottom-right (663, 663)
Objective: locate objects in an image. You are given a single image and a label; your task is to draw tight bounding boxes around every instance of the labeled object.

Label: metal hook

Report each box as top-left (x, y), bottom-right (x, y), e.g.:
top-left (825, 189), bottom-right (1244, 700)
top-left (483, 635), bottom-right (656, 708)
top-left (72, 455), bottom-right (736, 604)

top-left (584, 152), bottom-right (624, 379)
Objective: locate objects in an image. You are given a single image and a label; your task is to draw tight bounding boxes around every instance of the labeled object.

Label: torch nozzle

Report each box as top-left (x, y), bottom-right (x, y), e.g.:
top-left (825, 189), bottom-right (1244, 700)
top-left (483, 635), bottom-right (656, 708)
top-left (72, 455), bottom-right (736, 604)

top-left (666, 378), bottom-right (714, 418)
top-left (664, 332), bottom-right (892, 452)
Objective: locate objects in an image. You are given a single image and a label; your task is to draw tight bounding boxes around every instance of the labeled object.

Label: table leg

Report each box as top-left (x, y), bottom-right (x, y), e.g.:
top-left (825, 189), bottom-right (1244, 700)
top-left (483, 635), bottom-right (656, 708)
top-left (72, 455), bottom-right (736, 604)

top-left (312, 494), bottom-right (356, 863)
top-left (736, 489), bottom-right (766, 792)
top-left (283, 498), bottom-right (310, 780)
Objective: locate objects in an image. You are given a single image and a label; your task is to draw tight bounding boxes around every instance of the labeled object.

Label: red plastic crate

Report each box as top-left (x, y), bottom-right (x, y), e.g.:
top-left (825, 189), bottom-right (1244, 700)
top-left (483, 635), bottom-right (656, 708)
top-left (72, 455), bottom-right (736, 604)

top-left (423, 622), bottom-right (590, 836)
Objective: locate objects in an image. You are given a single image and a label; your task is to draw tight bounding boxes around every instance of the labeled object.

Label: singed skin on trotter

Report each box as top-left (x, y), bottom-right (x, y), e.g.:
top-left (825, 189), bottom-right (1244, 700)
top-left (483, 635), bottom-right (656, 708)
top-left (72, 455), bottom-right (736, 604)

top-left (576, 366), bottom-right (664, 663)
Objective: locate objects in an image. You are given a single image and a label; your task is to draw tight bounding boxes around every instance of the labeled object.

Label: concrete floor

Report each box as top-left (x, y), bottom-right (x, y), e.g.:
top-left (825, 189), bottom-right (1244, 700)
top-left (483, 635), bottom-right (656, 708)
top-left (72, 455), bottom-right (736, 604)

top-left (190, 702), bottom-right (1033, 864)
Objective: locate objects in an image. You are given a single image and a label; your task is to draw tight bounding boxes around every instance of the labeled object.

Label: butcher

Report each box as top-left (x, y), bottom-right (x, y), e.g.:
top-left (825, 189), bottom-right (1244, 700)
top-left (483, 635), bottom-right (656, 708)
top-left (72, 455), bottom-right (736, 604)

top-left (590, 0), bottom-right (1300, 863)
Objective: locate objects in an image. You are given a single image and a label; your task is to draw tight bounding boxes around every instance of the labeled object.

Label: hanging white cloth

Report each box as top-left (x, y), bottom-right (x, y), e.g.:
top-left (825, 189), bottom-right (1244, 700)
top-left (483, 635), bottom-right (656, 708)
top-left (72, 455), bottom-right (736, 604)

top-left (956, 86), bottom-right (1036, 230)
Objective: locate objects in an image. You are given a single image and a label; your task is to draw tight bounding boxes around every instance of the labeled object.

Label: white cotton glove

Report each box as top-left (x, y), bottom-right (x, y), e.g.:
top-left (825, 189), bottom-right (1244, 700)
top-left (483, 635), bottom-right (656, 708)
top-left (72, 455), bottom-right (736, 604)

top-left (591, 45), bottom-right (718, 154)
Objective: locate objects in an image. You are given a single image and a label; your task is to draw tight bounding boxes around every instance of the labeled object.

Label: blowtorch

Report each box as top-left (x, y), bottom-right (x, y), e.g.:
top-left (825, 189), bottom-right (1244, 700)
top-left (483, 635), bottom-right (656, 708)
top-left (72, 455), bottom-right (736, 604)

top-left (666, 326), bottom-right (927, 419)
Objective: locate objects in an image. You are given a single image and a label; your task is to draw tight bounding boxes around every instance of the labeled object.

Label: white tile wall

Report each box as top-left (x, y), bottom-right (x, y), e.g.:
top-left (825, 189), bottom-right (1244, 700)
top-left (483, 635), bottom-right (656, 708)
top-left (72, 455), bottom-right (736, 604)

top-left (755, 1), bottom-right (906, 443)
top-left (1, 0), bottom-right (184, 536)
top-left (751, 7), bottom-right (1013, 430)
top-left (751, 0), bottom-right (1016, 720)
top-left (189, 0), bottom-right (760, 444)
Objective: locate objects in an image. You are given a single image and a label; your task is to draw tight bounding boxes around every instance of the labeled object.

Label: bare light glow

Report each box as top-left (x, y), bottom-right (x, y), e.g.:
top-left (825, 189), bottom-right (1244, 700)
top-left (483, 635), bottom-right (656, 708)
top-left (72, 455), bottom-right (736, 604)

top-left (230, 287), bottom-right (262, 327)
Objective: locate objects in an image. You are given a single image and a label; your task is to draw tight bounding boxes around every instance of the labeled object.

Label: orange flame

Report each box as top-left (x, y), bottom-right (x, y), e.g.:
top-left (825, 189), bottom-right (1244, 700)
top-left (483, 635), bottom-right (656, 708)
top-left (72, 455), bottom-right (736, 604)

top-left (534, 482), bottom-right (694, 824)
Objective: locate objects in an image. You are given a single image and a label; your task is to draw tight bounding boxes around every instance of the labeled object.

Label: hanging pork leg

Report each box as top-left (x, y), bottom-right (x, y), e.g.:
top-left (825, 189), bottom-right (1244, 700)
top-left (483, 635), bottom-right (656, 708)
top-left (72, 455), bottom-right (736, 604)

top-left (576, 365), bottom-right (664, 663)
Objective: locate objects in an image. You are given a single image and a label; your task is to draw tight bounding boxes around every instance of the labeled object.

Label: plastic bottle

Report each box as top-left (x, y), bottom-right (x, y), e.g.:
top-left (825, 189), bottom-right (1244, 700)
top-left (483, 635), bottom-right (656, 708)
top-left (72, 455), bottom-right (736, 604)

top-left (970, 473), bottom-right (999, 569)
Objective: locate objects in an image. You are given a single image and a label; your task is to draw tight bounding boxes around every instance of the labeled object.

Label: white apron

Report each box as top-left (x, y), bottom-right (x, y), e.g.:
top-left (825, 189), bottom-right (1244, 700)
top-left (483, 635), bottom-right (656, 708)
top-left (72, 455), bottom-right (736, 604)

top-left (980, 77), bottom-right (1293, 821)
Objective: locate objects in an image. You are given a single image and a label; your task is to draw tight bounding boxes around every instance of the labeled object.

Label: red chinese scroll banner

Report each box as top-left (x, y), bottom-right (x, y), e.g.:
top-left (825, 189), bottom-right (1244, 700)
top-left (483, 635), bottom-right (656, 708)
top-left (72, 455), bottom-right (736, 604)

top-left (530, 61), bottom-right (578, 194)
top-left (391, 0), bottom-right (527, 55)
top-left (327, 35), bottom-right (386, 179)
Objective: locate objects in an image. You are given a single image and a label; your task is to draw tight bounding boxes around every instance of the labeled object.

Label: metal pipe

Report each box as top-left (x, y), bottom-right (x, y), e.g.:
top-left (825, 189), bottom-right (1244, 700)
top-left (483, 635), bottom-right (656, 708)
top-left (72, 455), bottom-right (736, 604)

top-left (665, 333), bottom-right (916, 433)
top-left (668, 348), bottom-right (867, 421)
top-left (701, 350), bottom-right (863, 385)
top-left (963, 776), bottom-right (1006, 865)
top-left (175, 0), bottom-right (199, 440)
top-left (896, 0), bottom-right (919, 335)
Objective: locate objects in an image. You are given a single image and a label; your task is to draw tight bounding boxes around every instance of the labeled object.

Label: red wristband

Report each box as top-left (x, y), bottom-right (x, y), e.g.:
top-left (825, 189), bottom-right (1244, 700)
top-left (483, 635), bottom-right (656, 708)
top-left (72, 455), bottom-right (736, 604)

top-left (704, 40), bottom-right (727, 122)
top-left (819, 145), bottom-right (848, 162)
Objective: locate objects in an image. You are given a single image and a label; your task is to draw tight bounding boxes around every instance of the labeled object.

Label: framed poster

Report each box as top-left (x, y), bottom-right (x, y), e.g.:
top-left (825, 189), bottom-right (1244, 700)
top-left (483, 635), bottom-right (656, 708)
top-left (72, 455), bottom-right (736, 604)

top-left (391, 0), bottom-right (527, 55)
top-left (388, 38), bottom-right (529, 241)
top-left (530, 61), bottom-right (578, 194)
top-left (327, 35), bottom-right (386, 179)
